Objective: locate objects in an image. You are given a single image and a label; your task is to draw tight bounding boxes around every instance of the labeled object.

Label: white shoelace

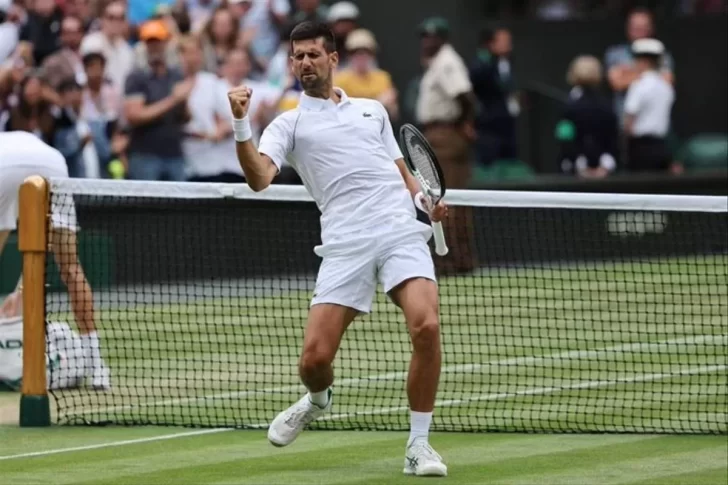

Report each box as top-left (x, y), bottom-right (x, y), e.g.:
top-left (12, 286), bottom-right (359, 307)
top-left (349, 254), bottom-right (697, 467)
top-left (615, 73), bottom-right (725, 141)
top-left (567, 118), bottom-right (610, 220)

top-left (409, 439), bottom-right (442, 462)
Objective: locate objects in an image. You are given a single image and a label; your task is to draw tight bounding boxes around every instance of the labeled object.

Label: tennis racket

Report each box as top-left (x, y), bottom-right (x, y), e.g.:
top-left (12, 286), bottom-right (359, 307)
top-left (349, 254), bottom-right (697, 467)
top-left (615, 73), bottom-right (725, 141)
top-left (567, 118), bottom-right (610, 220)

top-left (399, 123), bottom-right (449, 256)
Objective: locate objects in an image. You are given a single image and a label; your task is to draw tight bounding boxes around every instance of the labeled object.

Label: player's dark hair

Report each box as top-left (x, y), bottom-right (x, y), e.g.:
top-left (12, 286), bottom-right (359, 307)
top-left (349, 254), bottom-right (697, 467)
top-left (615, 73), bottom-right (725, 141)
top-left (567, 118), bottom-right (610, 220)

top-left (289, 21), bottom-right (336, 54)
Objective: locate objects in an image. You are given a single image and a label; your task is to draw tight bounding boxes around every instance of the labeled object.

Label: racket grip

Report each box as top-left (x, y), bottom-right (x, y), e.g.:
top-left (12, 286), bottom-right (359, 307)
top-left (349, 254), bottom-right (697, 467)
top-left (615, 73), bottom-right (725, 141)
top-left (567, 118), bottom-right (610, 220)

top-left (432, 222), bottom-right (449, 256)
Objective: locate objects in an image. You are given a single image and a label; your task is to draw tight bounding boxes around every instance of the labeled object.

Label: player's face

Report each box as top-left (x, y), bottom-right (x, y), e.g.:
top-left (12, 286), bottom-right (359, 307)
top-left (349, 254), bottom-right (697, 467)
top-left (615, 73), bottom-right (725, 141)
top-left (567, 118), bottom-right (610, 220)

top-left (291, 38), bottom-right (337, 92)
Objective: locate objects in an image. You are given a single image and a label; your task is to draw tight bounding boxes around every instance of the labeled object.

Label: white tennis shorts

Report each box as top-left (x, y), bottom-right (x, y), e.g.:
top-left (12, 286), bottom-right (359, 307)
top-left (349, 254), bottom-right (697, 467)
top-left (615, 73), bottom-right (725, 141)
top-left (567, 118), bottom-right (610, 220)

top-left (0, 139), bottom-right (77, 232)
top-left (311, 234), bottom-right (436, 314)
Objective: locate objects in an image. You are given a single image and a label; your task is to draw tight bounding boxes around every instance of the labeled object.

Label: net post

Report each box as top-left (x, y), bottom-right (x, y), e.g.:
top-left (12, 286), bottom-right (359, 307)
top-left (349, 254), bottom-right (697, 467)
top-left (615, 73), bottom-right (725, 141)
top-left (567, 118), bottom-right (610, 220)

top-left (18, 176), bottom-right (50, 427)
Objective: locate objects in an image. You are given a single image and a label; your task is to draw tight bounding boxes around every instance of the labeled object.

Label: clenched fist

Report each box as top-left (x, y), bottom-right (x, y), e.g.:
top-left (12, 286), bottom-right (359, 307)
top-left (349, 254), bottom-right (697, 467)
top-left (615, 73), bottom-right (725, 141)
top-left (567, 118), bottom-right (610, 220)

top-left (228, 85), bottom-right (253, 119)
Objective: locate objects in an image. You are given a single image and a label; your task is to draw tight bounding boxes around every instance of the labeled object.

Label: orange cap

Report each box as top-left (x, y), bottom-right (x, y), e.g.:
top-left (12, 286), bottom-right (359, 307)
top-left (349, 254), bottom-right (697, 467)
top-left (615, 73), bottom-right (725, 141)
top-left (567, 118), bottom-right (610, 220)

top-left (139, 20), bottom-right (170, 42)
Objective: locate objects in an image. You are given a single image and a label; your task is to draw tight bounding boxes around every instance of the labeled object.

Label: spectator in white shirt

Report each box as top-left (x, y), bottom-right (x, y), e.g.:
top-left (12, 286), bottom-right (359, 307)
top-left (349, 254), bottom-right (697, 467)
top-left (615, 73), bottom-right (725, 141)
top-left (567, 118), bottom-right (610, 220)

top-left (623, 38), bottom-right (680, 174)
top-left (178, 35), bottom-right (237, 182)
top-left (0, 0), bottom-right (20, 65)
top-left (80, 1), bottom-right (134, 92)
top-left (241, 0), bottom-right (291, 75)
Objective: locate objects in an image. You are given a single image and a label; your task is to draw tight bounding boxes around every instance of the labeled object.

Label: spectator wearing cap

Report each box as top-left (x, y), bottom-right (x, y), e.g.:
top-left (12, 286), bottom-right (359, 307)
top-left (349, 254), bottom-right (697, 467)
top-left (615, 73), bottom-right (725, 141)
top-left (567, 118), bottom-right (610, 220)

top-left (416, 16), bottom-right (477, 275)
top-left (123, 20), bottom-right (195, 181)
top-left (80, 1), bottom-right (134, 92)
top-left (19, 0), bottom-right (64, 66)
top-left (133, 13), bottom-right (182, 72)
top-left (0, 0), bottom-right (21, 65)
top-left (41, 15), bottom-right (86, 91)
top-left (291, 0), bottom-right (328, 24)
top-left (470, 25), bottom-right (519, 169)
top-left (239, 0), bottom-right (291, 74)
top-left (604, 8), bottom-right (674, 126)
top-left (53, 77), bottom-right (102, 178)
top-left (327, 1), bottom-right (359, 67)
top-left (556, 56), bottom-right (618, 178)
top-left (334, 29), bottom-right (398, 119)
top-left (623, 38), bottom-right (678, 173)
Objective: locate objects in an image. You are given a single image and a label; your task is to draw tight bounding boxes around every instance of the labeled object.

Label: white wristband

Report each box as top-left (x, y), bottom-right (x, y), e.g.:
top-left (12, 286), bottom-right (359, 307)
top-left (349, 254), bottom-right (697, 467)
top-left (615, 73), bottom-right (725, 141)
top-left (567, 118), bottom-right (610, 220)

top-left (232, 116), bottom-right (252, 142)
top-left (414, 191), bottom-right (426, 212)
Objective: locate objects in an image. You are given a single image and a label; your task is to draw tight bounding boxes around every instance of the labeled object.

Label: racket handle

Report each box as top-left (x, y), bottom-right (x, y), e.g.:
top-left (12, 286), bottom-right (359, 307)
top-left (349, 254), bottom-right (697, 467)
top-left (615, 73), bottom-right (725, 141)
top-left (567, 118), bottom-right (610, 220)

top-left (432, 222), bottom-right (449, 256)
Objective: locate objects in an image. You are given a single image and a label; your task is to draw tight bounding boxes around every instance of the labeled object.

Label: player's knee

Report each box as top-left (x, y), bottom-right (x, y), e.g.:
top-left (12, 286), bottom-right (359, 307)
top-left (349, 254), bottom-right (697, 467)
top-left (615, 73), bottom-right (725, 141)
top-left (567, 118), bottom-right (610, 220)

top-left (299, 344), bottom-right (333, 377)
top-left (409, 314), bottom-right (441, 353)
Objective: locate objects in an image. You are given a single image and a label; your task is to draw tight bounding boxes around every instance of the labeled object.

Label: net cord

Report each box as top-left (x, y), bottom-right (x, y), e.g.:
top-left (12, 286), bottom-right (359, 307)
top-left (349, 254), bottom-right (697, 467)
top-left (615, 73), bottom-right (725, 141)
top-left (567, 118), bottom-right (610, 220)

top-left (49, 178), bottom-right (728, 213)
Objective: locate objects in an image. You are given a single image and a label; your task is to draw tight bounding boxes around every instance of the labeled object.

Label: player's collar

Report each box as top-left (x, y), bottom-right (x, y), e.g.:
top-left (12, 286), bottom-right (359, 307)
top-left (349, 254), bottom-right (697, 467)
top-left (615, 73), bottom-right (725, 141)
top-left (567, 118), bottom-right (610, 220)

top-left (298, 87), bottom-right (350, 112)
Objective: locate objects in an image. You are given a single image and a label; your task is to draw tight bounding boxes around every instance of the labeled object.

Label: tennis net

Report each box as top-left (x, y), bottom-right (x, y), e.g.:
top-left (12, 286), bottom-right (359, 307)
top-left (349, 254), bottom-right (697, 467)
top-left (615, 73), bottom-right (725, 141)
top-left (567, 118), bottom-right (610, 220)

top-left (43, 178), bottom-right (728, 434)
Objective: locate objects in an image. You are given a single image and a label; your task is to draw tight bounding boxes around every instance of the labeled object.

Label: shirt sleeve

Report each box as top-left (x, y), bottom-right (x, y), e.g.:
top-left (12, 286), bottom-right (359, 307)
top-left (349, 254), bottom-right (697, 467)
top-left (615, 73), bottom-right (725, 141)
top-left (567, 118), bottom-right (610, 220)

top-left (259, 115), bottom-right (294, 171)
top-left (375, 101), bottom-right (404, 161)
top-left (273, 0), bottom-right (291, 15)
top-left (124, 71), bottom-right (145, 99)
top-left (623, 82), bottom-right (642, 115)
top-left (438, 53), bottom-right (473, 99)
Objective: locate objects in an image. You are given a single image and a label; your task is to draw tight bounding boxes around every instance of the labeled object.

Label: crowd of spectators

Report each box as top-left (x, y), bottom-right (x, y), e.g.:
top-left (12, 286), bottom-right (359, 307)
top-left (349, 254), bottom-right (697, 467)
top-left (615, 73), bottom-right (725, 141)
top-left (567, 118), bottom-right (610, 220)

top-left (0, 0), bottom-right (394, 182)
top-left (0, 0), bottom-right (724, 185)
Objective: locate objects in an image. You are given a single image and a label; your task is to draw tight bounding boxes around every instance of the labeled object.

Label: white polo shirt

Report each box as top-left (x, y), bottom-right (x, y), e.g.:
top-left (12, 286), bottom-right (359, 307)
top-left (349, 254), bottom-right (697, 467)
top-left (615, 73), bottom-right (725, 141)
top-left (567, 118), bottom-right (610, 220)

top-left (258, 88), bottom-right (429, 254)
top-left (624, 70), bottom-right (674, 137)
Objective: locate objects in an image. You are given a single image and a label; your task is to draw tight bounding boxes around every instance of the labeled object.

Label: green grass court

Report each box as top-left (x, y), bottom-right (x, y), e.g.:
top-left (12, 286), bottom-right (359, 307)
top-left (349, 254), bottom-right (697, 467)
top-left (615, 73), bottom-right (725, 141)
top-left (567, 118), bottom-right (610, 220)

top-left (1, 254), bottom-right (727, 483)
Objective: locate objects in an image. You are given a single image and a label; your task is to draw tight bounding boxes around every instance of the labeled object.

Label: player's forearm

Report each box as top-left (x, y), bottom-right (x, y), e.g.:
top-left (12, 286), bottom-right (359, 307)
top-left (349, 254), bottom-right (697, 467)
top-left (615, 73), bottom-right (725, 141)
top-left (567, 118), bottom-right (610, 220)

top-left (395, 158), bottom-right (420, 199)
top-left (235, 140), bottom-right (276, 191)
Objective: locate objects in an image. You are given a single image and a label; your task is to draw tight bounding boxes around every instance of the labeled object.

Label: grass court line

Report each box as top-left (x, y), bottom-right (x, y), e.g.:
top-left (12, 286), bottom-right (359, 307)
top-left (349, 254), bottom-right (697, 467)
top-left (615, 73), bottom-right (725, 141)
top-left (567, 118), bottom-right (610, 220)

top-left (66, 333), bottom-right (727, 417)
top-left (3, 363), bottom-right (725, 461)
top-left (0, 428), bottom-right (231, 461)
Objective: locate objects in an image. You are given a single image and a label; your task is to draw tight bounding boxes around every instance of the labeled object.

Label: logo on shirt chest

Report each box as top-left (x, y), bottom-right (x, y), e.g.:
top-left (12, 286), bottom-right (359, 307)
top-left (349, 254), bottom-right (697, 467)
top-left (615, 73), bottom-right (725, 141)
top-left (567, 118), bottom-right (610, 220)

top-left (362, 112), bottom-right (373, 118)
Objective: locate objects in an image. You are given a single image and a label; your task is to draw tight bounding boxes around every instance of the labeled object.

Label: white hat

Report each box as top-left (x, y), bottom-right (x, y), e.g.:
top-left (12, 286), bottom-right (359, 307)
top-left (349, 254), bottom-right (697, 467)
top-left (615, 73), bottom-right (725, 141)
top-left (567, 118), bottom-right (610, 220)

top-left (328, 1), bottom-right (360, 23)
top-left (0, 0), bottom-right (11, 14)
top-left (632, 38), bottom-right (665, 56)
top-left (345, 29), bottom-right (376, 52)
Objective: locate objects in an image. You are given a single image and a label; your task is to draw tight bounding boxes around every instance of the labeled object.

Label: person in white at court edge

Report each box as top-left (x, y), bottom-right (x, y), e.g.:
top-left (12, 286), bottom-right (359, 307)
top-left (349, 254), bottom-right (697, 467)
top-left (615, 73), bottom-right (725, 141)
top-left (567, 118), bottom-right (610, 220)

top-left (227, 21), bottom-right (449, 478)
top-left (623, 38), bottom-right (678, 174)
top-left (0, 131), bottom-right (110, 390)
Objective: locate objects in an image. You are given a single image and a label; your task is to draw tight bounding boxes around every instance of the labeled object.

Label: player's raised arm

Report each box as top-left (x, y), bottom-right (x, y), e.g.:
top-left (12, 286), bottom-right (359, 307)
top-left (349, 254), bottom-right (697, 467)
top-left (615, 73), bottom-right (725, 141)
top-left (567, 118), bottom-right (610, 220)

top-left (227, 85), bottom-right (279, 191)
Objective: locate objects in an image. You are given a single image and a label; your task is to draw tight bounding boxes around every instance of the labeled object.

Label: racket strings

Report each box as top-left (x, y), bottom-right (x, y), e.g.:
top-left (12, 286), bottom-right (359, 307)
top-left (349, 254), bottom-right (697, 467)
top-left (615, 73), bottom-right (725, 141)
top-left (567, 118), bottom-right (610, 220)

top-left (403, 133), bottom-right (441, 193)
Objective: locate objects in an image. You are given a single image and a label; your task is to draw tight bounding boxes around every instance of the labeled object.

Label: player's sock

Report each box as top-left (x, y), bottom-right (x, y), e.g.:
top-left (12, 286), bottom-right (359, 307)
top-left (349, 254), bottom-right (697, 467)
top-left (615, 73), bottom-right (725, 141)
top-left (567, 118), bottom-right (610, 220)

top-left (80, 331), bottom-right (104, 372)
top-left (408, 411), bottom-right (433, 445)
top-left (308, 389), bottom-right (330, 408)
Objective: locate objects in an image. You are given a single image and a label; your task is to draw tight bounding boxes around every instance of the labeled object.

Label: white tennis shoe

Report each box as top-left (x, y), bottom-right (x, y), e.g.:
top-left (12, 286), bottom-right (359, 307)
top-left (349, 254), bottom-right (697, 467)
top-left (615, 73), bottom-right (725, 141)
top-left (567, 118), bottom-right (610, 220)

top-left (403, 438), bottom-right (448, 477)
top-left (91, 365), bottom-right (111, 390)
top-left (267, 389), bottom-right (332, 447)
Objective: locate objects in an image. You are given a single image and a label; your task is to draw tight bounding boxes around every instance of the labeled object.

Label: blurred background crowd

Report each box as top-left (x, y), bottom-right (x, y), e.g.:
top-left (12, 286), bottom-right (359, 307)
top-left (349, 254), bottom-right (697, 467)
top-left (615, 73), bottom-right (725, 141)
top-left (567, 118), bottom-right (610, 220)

top-left (0, 0), bottom-right (726, 186)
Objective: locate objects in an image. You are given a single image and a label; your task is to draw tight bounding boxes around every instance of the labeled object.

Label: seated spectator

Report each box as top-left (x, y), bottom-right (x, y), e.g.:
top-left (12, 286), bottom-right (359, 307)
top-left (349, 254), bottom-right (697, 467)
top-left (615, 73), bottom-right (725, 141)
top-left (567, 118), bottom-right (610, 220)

top-left (241, 0), bottom-right (291, 75)
top-left (134, 10), bottom-right (183, 72)
top-left (188, 0), bottom-right (218, 34)
top-left (19, 0), bottom-right (64, 66)
top-left (7, 72), bottom-right (55, 143)
top-left (334, 29), bottom-right (398, 119)
top-left (604, 8), bottom-right (674, 127)
top-left (0, 0), bottom-right (21, 65)
top-left (327, 1), bottom-right (359, 68)
top-left (556, 56), bottom-right (618, 178)
top-left (266, 22), bottom-right (295, 89)
top-left (53, 78), bottom-right (101, 178)
top-left (41, 14), bottom-right (86, 91)
top-left (80, 51), bottom-right (126, 176)
top-left (178, 35), bottom-right (235, 182)
top-left (124, 20), bottom-right (194, 181)
top-left (291, 0), bottom-right (328, 24)
top-left (623, 39), bottom-right (679, 173)
top-left (199, 5), bottom-right (239, 75)
top-left (62, 0), bottom-right (94, 32)
top-left (80, 1), bottom-right (135, 92)
top-left (470, 25), bottom-right (518, 168)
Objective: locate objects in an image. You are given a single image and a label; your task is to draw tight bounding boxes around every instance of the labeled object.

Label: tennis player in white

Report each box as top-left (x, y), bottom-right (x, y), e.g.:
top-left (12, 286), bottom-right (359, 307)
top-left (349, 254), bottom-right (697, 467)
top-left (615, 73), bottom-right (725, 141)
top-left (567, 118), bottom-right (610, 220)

top-left (0, 131), bottom-right (110, 390)
top-left (228, 22), bottom-right (448, 477)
